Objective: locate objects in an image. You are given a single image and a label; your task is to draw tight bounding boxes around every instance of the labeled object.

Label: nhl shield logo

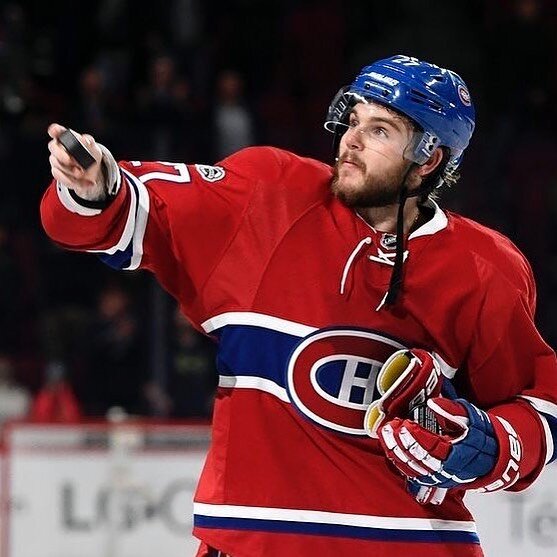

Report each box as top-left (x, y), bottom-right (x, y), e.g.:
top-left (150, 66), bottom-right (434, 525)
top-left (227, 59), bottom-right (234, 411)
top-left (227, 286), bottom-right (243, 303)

top-left (286, 328), bottom-right (406, 435)
top-left (195, 164), bottom-right (226, 182)
top-left (380, 233), bottom-right (397, 250)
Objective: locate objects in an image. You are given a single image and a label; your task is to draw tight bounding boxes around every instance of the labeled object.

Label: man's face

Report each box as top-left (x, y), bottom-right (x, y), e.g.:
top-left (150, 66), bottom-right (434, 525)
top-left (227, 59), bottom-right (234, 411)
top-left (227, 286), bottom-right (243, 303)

top-left (331, 102), bottom-right (416, 207)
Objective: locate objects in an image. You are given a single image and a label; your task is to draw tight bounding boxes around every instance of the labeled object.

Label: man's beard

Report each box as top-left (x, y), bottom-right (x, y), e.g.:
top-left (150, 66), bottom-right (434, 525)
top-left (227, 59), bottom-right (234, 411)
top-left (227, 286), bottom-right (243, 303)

top-left (331, 154), bottom-right (410, 208)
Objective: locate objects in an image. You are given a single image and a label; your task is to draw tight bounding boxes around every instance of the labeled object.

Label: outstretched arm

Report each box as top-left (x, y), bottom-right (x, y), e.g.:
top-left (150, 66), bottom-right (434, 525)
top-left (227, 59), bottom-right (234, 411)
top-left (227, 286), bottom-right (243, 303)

top-left (40, 124), bottom-right (290, 325)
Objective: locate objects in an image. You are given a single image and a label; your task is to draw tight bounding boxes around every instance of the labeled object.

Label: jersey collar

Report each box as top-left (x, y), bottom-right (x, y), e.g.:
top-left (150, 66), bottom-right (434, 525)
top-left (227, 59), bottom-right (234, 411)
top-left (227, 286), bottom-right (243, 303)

top-left (408, 200), bottom-right (448, 240)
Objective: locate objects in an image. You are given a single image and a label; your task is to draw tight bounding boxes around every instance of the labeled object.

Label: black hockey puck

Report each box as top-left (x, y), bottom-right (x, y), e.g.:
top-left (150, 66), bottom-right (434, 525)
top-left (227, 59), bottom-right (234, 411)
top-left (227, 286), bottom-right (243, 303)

top-left (58, 129), bottom-right (97, 170)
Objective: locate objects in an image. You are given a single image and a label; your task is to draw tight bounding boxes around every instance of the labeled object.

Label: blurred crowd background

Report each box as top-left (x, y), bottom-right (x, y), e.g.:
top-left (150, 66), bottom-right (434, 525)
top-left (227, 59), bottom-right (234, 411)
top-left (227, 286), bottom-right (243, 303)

top-left (1, 0), bottom-right (557, 427)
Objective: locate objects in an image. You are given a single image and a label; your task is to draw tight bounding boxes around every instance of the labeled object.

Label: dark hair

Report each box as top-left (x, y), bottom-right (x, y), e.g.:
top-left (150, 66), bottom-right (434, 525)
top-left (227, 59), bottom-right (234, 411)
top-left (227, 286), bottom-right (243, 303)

top-left (419, 147), bottom-right (460, 203)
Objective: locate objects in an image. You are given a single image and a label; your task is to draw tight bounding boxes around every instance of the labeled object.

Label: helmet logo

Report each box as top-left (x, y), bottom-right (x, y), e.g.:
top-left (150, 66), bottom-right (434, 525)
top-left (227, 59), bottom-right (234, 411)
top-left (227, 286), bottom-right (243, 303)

top-left (457, 85), bottom-right (471, 107)
top-left (365, 71), bottom-right (399, 87)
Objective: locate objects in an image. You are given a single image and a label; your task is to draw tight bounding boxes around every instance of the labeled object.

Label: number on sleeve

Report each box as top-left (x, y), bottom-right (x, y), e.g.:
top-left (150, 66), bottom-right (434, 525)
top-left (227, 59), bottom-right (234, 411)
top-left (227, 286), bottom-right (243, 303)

top-left (131, 161), bottom-right (191, 184)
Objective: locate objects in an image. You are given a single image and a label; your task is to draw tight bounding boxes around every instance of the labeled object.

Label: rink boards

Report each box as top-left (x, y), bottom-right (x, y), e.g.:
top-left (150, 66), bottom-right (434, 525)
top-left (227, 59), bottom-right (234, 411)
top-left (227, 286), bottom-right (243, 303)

top-left (0, 423), bottom-right (555, 557)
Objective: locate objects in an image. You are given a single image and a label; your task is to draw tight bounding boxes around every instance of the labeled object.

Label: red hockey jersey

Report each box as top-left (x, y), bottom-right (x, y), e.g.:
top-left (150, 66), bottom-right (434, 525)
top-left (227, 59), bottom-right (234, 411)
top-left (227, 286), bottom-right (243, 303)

top-left (41, 146), bottom-right (557, 557)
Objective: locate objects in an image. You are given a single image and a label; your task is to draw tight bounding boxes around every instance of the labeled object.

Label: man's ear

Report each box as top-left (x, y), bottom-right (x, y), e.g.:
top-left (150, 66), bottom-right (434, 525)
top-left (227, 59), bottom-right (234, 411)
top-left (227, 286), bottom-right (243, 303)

top-left (407, 147), bottom-right (444, 189)
top-left (416, 147), bottom-right (444, 179)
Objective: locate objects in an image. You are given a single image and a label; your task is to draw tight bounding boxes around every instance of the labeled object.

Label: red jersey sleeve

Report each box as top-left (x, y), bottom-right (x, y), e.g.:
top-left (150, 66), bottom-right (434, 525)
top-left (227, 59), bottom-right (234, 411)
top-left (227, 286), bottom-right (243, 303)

top-left (465, 258), bottom-right (557, 490)
top-left (40, 146), bottom-right (288, 320)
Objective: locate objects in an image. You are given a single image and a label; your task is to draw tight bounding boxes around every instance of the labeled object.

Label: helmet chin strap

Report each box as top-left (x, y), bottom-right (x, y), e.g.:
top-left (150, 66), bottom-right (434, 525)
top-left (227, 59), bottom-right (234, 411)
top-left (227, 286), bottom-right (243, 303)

top-left (384, 164), bottom-right (424, 307)
top-left (332, 133), bottom-right (429, 309)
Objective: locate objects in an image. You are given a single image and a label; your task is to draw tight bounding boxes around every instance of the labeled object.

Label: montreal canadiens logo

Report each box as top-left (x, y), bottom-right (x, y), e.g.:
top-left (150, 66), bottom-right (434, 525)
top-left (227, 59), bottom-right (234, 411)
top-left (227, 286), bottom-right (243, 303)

top-left (286, 328), bottom-right (406, 435)
top-left (457, 85), bottom-right (471, 106)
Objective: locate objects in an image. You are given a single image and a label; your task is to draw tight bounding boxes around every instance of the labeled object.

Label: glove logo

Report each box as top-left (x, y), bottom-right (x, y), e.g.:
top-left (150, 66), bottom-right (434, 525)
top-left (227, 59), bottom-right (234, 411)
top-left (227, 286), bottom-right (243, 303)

top-left (286, 328), bottom-right (406, 435)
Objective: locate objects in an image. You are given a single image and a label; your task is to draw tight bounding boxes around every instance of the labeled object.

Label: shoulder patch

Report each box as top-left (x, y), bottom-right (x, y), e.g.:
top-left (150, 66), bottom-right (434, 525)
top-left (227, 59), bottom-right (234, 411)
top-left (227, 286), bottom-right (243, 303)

top-left (195, 164), bottom-right (225, 182)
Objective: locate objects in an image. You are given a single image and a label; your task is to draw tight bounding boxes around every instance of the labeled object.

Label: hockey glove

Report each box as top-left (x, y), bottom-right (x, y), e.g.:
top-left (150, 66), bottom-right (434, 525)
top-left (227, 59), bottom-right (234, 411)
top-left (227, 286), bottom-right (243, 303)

top-left (378, 398), bottom-right (523, 498)
top-left (364, 349), bottom-right (443, 438)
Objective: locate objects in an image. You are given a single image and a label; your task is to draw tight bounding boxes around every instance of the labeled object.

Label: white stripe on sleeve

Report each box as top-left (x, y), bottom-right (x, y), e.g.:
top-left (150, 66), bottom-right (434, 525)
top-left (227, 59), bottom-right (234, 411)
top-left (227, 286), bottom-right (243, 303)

top-left (520, 395), bottom-right (557, 419)
top-left (519, 395), bottom-right (557, 464)
top-left (122, 169), bottom-right (150, 270)
top-left (86, 173), bottom-right (138, 255)
top-left (56, 184), bottom-right (102, 216)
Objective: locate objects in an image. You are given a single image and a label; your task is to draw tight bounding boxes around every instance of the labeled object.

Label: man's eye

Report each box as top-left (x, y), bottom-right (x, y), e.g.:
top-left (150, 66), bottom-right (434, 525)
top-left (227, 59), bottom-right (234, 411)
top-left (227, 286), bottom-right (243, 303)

top-left (372, 127), bottom-right (388, 137)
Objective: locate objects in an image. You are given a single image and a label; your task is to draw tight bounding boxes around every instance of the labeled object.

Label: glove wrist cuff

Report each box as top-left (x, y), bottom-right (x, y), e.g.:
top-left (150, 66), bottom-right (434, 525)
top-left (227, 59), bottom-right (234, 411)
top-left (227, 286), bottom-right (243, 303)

top-left (469, 414), bottom-right (522, 492)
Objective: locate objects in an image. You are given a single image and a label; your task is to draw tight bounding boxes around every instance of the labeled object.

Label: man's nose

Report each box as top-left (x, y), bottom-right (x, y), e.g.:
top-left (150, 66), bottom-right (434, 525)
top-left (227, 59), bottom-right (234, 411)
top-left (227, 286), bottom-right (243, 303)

top-left (345, 126), bottom-right (365, 150)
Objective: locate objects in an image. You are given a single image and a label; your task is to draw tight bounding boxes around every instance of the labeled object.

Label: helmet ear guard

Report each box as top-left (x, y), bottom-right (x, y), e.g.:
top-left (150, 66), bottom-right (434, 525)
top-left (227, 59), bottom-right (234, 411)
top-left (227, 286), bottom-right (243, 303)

top-left (406, 134), bottom-right (461, 194)
top-left (408, 132), bottom-right (441, 166)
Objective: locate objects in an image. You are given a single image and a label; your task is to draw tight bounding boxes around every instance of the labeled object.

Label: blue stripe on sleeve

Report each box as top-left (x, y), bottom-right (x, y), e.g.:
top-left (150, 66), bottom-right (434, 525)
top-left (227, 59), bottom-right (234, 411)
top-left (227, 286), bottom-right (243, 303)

top-left (540, 411), bottom-right (557, 463)
top-left (98, 243), bottom-right (133, 270)
top-left (96, 175), bottom-right (139, 270)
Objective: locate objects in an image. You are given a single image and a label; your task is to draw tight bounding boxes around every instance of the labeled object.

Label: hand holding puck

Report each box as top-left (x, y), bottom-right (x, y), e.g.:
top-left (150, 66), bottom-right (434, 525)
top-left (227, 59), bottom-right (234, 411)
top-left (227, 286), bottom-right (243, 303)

top-left (57, 128), bottom-right (97, 170)
top-left (47, 123), bottom-right (103, 192)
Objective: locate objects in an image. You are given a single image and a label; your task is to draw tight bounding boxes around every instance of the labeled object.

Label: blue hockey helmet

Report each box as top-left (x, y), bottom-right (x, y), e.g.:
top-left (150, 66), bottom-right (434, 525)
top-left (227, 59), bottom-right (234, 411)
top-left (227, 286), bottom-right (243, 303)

top-left (325, 55), bottom-right (475, 178)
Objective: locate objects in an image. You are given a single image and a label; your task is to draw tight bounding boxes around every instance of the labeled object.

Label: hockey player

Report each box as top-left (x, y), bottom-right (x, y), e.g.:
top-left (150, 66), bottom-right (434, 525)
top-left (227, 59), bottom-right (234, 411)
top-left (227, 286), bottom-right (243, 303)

top-left (41, 55), bottom-right (557, 556)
